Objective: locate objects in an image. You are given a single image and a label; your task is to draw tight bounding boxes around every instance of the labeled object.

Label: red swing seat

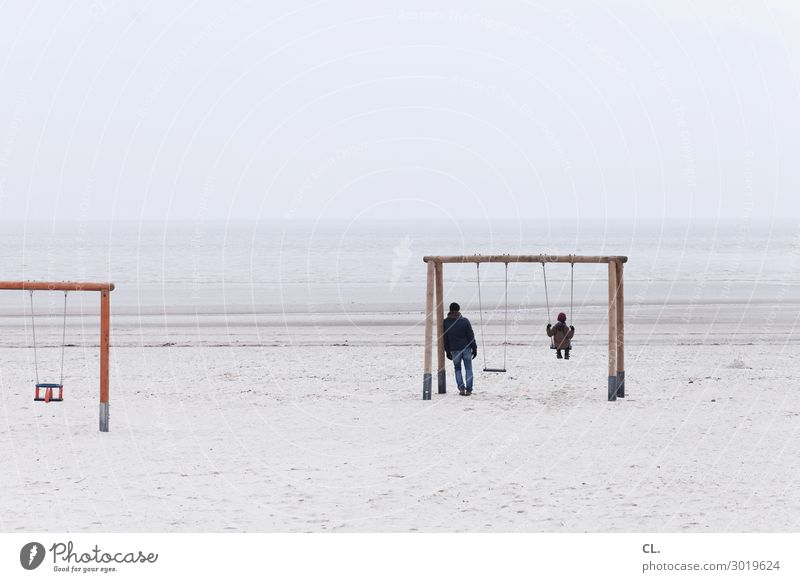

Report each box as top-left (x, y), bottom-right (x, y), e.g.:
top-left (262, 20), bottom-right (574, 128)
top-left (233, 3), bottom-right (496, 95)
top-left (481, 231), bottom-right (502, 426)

top-left (34, 383), bottom-right (64, 403)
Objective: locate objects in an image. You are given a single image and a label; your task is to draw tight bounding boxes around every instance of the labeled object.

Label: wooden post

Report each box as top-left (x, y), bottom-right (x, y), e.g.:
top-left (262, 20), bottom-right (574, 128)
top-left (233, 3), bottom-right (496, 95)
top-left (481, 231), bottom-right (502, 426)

top-left (434, 262), bottom-right (446, 394)
top-left (607, 261), bottom-right (618, 401)
top-left (615, 261), bottom-right (625, 398)
top-left (422, 260), bottom-right (435, 400)
top-left (99, 288), bottom-right (110, 431)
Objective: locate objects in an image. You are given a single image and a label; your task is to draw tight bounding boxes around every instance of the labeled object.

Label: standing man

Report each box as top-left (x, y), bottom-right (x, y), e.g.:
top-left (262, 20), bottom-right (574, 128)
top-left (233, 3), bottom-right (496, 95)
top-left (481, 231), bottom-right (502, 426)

top-left (443, 302), bottom-right (478, 396)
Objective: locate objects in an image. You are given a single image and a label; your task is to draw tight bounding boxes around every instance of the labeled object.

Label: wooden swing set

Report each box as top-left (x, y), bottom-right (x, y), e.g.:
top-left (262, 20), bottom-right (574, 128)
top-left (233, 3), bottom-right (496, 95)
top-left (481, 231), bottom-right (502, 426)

top-left (421, 255), bottom-right (628, 401)
top-left (0, 281), bottom-right (114, 432)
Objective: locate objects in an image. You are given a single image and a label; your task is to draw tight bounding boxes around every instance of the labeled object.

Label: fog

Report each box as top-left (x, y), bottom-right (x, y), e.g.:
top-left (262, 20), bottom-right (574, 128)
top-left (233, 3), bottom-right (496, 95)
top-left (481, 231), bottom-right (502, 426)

top-left (1, 0), bottom-right (798, 224)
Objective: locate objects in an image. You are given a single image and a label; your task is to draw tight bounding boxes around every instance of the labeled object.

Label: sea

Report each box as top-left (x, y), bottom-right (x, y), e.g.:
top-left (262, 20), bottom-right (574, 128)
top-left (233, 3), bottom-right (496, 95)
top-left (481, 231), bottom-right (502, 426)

top-left (0, 218), bottom-right (799, 318)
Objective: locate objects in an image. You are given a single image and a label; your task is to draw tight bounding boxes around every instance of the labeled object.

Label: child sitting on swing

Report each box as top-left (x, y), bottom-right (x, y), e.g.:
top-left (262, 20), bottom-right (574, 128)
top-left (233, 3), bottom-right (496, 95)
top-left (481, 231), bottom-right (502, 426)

top-left (546, 312), bottom-right (574, 360)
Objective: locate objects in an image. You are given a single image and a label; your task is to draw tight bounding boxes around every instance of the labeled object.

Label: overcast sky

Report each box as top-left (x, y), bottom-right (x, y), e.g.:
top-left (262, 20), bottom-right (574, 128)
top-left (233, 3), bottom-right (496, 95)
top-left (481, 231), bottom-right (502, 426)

top-left (0, 0), bottom-right (798, 223)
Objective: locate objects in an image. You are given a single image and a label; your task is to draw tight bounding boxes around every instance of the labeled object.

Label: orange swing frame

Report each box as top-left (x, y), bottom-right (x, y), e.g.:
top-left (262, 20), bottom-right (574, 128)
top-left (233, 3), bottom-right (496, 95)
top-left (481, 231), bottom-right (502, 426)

top-left (0, 281), bottom-right (114, 432)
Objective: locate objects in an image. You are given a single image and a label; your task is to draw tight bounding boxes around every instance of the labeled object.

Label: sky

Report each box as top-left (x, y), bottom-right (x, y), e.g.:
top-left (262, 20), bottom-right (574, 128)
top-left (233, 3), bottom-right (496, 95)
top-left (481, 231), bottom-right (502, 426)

top-left (0, 0), bottom-right (799, 224)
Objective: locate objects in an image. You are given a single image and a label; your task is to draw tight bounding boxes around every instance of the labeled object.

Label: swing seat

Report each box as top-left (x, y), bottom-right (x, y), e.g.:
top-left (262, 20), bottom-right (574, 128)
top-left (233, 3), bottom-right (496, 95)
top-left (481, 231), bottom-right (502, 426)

top-left (483, 368), bottom-right (507, 373)
top-left (34, 383), bottom-right (63, 403)
top-left (29, 290), bottom-right (69, 405)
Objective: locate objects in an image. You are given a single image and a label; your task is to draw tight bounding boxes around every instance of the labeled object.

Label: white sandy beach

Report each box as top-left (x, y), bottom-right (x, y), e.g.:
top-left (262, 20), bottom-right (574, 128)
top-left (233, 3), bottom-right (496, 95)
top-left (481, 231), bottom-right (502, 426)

top-left (3, 0), bottom-right (800, 553)
top-left (1, 299), bottom-right (798, 533)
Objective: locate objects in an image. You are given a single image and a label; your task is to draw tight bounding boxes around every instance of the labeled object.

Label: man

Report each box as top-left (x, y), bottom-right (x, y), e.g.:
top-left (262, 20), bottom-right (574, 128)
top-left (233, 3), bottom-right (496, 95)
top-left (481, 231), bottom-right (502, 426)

top-left (546, 312), bottom-right (575, 359)
top-left (443, 302), bottom-right (477, 396)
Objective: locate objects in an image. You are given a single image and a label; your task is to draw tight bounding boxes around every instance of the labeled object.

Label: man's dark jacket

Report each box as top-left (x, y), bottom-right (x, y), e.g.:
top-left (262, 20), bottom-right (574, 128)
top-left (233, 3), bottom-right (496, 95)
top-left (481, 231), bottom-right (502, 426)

top-left (443, 311), bottom-right (477, 355)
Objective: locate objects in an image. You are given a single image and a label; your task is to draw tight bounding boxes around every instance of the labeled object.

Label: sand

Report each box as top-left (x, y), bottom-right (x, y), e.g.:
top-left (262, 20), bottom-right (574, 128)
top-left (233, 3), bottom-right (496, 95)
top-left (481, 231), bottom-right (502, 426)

top-left (1, 301), bottom-right (799, 532)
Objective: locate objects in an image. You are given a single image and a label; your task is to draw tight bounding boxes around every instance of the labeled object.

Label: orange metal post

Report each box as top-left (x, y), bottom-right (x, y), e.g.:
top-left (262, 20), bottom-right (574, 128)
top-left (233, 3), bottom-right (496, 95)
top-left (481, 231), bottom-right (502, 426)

top-left (99, 288), bottom-right (111, 432)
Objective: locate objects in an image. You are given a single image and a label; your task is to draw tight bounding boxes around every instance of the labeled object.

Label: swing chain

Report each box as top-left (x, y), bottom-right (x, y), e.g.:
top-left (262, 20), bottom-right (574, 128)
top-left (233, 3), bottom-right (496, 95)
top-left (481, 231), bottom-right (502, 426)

top-left (541, 261), bottom-right (551, 324)
top-left (503, 262), bottom-right (508, 371)
top-left (542, 261), bottom-right (556, 349)
top-left (29, 291), bottom-right (39, 385)
top-left (60, 291), bottom-right (68, 385)
top-left (475, 263), bottom-right (488, 371)
top-left (570, 255), bottom-right (575, 325)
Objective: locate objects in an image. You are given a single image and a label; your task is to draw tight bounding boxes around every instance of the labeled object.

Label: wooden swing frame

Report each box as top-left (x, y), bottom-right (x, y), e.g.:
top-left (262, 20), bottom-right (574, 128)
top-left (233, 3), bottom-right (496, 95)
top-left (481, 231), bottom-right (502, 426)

top-left (0, 281), bottom-right (114, 432)
top-left (421, 255), bottom-right (627, 401)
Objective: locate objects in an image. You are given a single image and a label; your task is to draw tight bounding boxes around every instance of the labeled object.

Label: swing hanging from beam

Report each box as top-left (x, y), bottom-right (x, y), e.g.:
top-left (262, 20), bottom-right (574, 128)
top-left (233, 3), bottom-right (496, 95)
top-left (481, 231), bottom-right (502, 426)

top-left (542, 260), bottom-right (576, 350)
top-left (30, 290), bottom-right (68, 403)
top-left (475, 262), bottom-right (507, 373)
top-left (0, 280), bottom-right (114, 432)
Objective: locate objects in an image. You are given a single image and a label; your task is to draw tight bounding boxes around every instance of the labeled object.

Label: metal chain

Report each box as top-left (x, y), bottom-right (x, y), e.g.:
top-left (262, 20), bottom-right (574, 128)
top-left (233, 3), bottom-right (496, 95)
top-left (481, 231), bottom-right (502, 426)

top-left (570, 258), bottom-right (575, 324)
top-left (542, 262), bottom-right (551, 324)
top-left (503, 262), bottom-right (508, 370)
top-left (542, 262), bottom-right (555, 349)
top-left (476, 263), bottom-right (488, 371)
top-left (59, 292), bottom-right (68, 385)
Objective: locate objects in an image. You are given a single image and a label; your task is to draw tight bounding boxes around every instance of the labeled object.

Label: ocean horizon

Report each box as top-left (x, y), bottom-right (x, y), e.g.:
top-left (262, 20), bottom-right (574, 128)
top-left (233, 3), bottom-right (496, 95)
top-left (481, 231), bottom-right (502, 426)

top-left (0, 218), bottom-right (798, 314)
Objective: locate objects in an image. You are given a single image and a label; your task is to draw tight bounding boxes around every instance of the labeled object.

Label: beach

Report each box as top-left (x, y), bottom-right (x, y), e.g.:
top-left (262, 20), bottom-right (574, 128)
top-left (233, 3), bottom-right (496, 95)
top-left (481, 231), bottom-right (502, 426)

top-left (1, 300), bottom-right (799, 532)
top-left (3, 5), bottom-right (800, 580)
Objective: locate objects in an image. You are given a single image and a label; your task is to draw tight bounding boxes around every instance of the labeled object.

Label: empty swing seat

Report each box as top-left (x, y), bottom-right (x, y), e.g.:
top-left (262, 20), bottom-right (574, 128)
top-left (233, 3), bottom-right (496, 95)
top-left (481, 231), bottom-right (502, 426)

top-left (34, 383), bottom-right (63, 403)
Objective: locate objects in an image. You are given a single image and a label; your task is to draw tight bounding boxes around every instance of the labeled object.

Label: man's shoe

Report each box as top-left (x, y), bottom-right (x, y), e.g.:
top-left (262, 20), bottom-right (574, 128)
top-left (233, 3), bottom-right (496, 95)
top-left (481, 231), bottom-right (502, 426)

top-left (459, 388), bottom-right (466, 396)
top-left (465, 389), bottom-right (473, 396)
top-left (556, 353), bottom-right (563, 359)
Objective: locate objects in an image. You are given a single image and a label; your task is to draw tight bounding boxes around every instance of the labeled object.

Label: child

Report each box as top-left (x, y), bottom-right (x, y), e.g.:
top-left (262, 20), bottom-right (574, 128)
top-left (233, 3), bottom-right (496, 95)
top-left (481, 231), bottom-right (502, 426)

top-left (546, 312), bottom-right (574, 359)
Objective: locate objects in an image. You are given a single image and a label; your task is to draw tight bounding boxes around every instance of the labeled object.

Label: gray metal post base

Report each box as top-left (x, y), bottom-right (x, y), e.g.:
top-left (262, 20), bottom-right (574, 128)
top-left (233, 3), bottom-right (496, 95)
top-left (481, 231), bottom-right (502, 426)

top-left (437, 370), bottom-right (446, 394)
top-left (608, 376), bottom-right (617, 401)
top-left (423, 373), bottom-right (432, 400)
top-left (99, 403), bottom-right (109, 432)
top-left (616, 370), bottom-right (625, 398)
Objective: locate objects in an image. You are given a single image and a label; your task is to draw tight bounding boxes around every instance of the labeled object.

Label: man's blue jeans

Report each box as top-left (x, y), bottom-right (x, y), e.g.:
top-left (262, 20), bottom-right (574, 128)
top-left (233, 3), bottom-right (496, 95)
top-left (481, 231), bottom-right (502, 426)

top-left (452, 348), bottom-right (474, 391)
